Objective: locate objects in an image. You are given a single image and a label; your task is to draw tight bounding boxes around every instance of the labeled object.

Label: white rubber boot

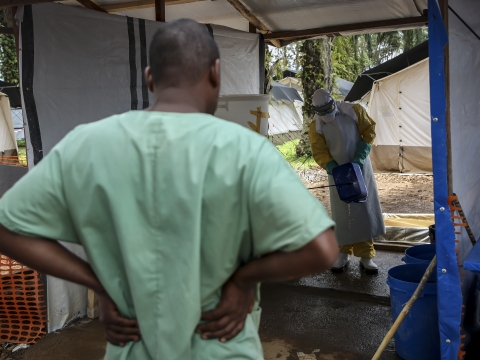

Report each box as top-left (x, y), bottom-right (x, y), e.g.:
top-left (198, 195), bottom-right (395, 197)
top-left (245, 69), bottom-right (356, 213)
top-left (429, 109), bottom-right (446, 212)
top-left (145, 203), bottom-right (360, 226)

top-left (331, 253), bottom-right (351, 272)
top-left (360, 257), bottom-right (379, 274)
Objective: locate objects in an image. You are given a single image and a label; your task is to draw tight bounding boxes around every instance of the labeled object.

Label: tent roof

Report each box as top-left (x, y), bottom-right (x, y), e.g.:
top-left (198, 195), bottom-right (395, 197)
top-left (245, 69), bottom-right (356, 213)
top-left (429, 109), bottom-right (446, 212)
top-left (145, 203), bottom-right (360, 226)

top-left (270, 81), bottom-right (303, 103)
top-left (39, 0), bottom-right (428, 46)
top-left (335, 78), bottom-right (354, 97)
top-left (345, 40), bottom-right (429, 102)
top-left (0, 81), bottom-right (21, 108)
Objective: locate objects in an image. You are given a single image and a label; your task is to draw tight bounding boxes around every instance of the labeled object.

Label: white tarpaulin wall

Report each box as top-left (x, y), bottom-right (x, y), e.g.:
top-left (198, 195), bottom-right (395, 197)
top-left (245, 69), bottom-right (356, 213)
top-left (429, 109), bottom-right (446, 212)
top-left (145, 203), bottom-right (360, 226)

top-left (18, 3), bottom-right (262, 166)
top-left (0, 93), bottom-right (17, 155)
top-left (448, 0), bottom-right (480, 343)
top-left (16, 3), bottom-right (262, 331)
top-left (368, 58), bottom-right (432, 173)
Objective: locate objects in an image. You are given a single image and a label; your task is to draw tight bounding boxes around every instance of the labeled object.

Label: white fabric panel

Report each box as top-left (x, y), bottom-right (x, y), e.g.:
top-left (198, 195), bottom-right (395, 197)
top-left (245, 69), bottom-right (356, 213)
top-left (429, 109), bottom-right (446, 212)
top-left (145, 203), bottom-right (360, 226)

top-left (368, 59), bottom-right (431, 173)
top-left (241, 0), bottom-right (428, 32)
top-left (142, 21), bottom-right (260, 96)
top-left (0, 93), bottom-right (16, 153)
top-left (449, 0), bottom-right (480, 332)
top-left (211, 25), bottom-right (260, 95)
top-left (30, 3), bottom-right (133, 156)
top-left (47, 243), bottom-right (88, 332)
top-left (26, 3), bottom-right (260, 157)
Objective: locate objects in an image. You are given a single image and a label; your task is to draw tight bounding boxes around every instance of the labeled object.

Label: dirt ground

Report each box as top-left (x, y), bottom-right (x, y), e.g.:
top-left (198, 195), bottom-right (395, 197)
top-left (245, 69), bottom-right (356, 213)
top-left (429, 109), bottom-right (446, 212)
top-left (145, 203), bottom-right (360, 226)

top-left (297, 167), bottom-right (434, 215)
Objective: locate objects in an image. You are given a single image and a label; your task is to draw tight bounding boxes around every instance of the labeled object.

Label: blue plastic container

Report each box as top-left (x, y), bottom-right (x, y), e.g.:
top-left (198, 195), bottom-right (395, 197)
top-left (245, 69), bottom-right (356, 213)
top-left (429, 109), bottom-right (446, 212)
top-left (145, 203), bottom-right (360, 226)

top-left (387, 264), bottom-right (440, 360)
top-left (402, 244), bottom-right (436, 264)
top-left (331, 162), bottom-right (368, 203)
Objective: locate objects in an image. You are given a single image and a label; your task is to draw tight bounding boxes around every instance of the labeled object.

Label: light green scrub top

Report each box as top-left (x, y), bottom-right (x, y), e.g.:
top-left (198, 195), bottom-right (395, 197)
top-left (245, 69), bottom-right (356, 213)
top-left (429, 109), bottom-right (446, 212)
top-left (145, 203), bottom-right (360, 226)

top-left (0, 111), bottom-right (335, 360)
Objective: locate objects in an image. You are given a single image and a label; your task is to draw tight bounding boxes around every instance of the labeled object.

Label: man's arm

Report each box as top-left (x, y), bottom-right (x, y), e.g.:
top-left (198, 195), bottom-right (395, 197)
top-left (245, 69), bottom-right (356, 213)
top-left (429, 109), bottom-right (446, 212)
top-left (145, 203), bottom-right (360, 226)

top-left (196, 228), bottom-right (338, 341)
top-left (0, 224), bottom-right (140, 346)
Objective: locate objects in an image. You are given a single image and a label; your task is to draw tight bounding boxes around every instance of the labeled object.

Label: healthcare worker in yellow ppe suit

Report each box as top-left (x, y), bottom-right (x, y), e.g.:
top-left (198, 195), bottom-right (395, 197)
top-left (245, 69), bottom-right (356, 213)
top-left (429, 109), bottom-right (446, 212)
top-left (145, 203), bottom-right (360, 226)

top-left (309, 89), bottom-right (385, 274)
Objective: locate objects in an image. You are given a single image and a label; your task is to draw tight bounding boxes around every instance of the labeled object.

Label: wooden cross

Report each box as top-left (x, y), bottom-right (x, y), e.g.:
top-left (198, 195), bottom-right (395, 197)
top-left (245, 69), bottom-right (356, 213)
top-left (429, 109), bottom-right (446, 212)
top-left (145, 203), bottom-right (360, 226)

top-left (248, 107), bottom-right (269, 134)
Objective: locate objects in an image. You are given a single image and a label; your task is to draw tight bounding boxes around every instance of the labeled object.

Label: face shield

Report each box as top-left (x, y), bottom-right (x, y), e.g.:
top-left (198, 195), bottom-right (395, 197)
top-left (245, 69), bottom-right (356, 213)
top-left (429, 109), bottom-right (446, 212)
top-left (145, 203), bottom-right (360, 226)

top-left (313, 99), bottom-right (337, 123)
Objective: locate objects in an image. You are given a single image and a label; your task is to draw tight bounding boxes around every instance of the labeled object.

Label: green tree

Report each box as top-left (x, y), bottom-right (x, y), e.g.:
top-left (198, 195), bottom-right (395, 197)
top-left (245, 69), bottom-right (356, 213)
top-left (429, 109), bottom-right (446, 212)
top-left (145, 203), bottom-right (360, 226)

top-left (0, 9), bottom-right (19, 85)
top-left (295, 39), bottom-right (324, 157)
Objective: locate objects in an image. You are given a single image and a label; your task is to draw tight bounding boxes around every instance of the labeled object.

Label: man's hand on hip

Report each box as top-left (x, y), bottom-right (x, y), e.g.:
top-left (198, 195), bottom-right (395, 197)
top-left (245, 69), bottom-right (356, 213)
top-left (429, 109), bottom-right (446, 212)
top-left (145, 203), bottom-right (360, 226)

top-left (99, 292), bottom-right (141, 347)
top-left (196, 276), bottom-right (255, 343)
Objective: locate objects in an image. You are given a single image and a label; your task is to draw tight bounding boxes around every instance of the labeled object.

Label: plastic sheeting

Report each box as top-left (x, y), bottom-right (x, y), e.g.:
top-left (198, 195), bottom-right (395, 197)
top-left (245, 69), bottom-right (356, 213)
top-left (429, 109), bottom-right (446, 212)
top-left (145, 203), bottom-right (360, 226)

top-left (19, 3), bottom-right (261, 159)
top-left (448, 0), bottom-right (480, 346)
top-left (46, 243), bottom-right (88, 332)
top-left (240, 0), bottom-right (428, 33)
top-left (0, 165), bottom-right (27, 196)
top-left (109, 0), bottom-right (427, 37)
top-left (0, 93), bottom-right (17, 154)
top-left (116, 0), bottom-right (249, 32)
top-left (368, 59), bottom-right (432, 173)
top-left (375, 213), bottom-right (433, 244)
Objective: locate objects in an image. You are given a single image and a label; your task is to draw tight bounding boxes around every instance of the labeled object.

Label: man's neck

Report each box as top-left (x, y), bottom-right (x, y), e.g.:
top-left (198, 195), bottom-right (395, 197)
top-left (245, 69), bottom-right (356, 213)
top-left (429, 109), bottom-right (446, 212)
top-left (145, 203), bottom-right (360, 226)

top-left (147, 87), bottom-right (206, 114)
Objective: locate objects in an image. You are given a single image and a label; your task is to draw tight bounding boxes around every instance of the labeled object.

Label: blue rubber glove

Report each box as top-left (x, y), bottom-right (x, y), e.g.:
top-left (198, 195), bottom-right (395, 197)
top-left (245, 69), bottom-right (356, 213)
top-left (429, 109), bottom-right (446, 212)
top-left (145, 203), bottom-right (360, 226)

top-left (325, 160), bottom-right (339, 175)
top-left (352, 141), bottom-right (372, 171)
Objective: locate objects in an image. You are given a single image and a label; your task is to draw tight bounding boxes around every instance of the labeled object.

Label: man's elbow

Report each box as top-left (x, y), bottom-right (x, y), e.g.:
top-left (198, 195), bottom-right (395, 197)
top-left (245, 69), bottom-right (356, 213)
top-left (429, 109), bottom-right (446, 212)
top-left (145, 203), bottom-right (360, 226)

top-left (309, 228), bottom-right (339, 272)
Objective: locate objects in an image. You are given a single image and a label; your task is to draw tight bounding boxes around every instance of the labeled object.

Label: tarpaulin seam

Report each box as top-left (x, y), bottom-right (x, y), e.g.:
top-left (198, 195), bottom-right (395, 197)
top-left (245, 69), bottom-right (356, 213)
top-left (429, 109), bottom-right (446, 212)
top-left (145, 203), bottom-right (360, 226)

top-left (428, 0), bottom-right (462, 359)
top-left (138, 19), bottom-right (149, 109)
top-left (127, 17), bottom-right (138, 111)
top-left (21, 5), bottom-right (43, 165)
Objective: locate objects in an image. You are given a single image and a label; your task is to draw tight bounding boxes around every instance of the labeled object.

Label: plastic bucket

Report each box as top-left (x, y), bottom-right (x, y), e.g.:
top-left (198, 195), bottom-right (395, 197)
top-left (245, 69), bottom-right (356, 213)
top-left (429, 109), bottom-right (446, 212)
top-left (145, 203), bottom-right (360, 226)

top-left (214, 95), bottom-right (271, 135)
top-left (402, 244), bottom-right (436, 264)
top-left (387, 264), bottom-right (439, 360)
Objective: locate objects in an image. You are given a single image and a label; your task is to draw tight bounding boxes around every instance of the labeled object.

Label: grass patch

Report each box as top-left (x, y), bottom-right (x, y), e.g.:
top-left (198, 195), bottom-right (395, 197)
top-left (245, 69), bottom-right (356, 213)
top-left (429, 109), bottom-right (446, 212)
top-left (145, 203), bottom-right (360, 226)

top-left (18, 147), bottom-right (27, 166)
top-left (17, 139), bottom-right (26, 148)
top-left (276, 139), bottom-right (317, 169)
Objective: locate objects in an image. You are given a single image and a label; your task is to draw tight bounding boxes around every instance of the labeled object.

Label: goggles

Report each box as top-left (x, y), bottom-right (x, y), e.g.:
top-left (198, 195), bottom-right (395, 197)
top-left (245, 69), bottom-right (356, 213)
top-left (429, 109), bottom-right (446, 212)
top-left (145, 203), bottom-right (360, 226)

top-left (313, 99), bottom-right (336, 117)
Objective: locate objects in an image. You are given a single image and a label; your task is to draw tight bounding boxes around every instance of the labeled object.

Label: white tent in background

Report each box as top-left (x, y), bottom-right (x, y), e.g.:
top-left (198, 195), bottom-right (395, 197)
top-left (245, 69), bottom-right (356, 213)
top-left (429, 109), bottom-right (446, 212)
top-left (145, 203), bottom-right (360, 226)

top-left (268, 81), bottom-right (303, 145)
top-left (367, 58), bottom-right (431, 173)
top-left (0, 93), bottom-right (17, 157)
top-left (268, 99), bottom-right (303, 145)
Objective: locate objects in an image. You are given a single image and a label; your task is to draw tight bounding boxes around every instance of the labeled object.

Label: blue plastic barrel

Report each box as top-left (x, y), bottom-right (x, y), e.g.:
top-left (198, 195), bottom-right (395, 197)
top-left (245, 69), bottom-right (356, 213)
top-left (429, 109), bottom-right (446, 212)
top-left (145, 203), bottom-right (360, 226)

top-left (387, 264), bottom-right (440, 360)
top-left (402, 244), bottom-right (436, 264)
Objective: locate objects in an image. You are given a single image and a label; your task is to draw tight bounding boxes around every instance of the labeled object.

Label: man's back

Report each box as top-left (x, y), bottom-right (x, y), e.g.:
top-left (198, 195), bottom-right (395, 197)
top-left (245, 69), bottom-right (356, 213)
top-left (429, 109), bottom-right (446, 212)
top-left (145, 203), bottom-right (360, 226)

top-left (0, 111), bottom-right (333, 359)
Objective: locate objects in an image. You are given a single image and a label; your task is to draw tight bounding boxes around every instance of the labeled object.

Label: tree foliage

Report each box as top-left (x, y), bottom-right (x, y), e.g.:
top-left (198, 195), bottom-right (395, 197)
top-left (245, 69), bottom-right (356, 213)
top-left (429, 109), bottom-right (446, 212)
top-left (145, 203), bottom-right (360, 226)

top-left (265, 28), bottom-right (428, 158)
top-left (0, 10), bottom-right (19, 84)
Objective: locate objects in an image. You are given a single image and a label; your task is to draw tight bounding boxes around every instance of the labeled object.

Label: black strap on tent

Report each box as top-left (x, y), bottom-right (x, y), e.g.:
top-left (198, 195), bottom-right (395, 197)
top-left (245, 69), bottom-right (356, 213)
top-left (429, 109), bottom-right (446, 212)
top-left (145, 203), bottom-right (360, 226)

top-left (127, 17), bottom-right (138, 110)
top-left (449, 6), bottom-right (480, 42)
top-left (258, 34), bottom-right (265, 94)
top-left (138, 19), bottom-right (149, 109)
top-left (22, 5), bottom-right (43, 165)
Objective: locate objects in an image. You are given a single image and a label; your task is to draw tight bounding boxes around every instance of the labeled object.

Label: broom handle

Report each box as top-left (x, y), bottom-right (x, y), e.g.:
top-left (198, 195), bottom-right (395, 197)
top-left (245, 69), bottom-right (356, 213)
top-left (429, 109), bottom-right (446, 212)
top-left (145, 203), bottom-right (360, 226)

top-left (372, 256), bottom-right (437, 360)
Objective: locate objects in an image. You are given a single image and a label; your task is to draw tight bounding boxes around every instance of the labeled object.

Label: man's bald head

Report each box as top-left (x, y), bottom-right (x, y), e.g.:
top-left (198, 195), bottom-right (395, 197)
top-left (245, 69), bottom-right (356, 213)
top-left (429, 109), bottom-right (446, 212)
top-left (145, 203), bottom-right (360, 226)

top-left (148, 19), bottom-right (220, 88)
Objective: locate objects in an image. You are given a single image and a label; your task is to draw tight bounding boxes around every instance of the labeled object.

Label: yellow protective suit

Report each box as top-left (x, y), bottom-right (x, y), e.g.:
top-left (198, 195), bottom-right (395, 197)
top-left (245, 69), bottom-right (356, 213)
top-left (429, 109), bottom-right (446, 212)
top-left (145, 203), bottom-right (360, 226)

top-left (309, 104), bottom-right (377, 258)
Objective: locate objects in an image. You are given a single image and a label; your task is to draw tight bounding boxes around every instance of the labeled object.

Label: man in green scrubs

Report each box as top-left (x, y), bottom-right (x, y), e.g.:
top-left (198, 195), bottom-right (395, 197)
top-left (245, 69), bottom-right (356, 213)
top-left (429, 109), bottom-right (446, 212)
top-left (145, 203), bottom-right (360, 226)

top-left (0, 19), bottom-right (338, 359)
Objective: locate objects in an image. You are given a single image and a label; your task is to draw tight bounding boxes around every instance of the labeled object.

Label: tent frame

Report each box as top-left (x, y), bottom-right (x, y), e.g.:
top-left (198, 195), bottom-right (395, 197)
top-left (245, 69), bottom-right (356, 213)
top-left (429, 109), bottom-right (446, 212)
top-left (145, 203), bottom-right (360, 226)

top-left (0, 0), bottom-right (467, 358)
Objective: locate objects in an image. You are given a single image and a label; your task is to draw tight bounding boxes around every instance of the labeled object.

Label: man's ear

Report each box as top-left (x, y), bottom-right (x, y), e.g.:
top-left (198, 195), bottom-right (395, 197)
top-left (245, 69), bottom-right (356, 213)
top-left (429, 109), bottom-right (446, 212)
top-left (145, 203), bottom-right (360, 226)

top-left (209, 59), bottom-right (220, 90)
top-left (145, 66), bottom-right (154, 93)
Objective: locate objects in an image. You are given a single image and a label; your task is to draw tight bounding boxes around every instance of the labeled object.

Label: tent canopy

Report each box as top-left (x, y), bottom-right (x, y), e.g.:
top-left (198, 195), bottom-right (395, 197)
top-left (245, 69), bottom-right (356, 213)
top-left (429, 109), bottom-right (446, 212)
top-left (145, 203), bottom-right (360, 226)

top-left (335, 78), bottom-right (354, 97)
top-left (34, 0), bottom-right (428, 47)
top-left (269, 82), bottom-right (303, 103)
top-left (346, 40), bottom-right (429, 102)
